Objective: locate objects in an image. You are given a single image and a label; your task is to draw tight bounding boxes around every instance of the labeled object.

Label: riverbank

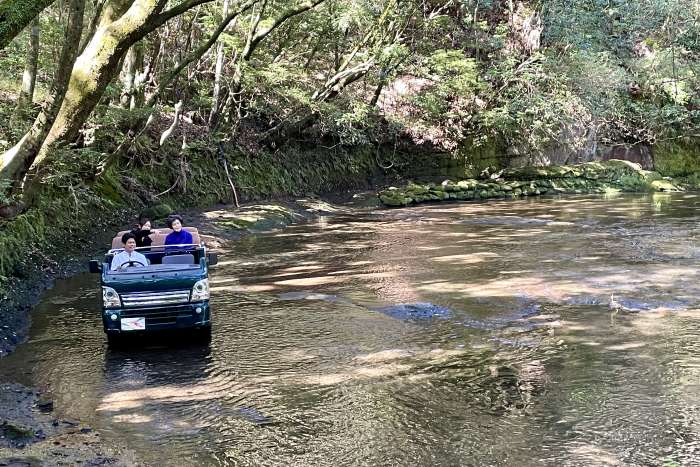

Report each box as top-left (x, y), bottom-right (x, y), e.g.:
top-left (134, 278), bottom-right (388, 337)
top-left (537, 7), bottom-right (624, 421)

top-left (378, 160), bottom-right (685, 207)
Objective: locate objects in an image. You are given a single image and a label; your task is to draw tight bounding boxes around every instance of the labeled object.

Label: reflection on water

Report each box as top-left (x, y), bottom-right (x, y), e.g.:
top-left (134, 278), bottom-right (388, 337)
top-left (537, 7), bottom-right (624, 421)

top-left (1, 193), bottom-right (700, 466)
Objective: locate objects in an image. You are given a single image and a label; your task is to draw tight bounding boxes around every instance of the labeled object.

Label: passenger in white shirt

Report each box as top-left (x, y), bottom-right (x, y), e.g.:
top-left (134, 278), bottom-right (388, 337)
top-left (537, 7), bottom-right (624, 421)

top-left (111, 232), bottom-right (149, 271)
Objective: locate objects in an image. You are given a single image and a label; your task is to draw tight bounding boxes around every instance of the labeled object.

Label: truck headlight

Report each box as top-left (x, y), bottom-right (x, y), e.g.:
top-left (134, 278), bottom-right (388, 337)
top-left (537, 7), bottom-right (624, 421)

top-left (103, 286), bottom-right (121, 308)
top-left (191, 279), bottom-right (210, 301)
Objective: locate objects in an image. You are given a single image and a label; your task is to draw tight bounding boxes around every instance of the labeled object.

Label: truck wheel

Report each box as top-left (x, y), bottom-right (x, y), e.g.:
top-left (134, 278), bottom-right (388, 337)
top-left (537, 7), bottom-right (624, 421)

top-left (107, 333), bottom-right (122, 348)
top-left (196, 326), bottom-right (212, 344)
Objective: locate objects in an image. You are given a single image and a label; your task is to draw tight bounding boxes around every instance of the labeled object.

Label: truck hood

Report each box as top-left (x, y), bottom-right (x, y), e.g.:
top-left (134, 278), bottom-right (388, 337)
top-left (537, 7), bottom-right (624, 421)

top-left (103, 265), bottom-right (207, 293)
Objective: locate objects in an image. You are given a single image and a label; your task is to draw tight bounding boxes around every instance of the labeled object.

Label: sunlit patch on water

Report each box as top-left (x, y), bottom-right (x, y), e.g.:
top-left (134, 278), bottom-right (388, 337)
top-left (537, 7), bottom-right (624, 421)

top-left (277, 291), bottom-right (351, 304)
top-left (564, 294), bottom-right (690, 312)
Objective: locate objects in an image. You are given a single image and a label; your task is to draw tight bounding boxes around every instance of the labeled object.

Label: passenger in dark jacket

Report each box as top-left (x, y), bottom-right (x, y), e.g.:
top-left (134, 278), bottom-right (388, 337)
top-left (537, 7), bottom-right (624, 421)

top-left (164, 215), bottom-right (193, 251)
top-left (130, 217), bottom-right (152, 249)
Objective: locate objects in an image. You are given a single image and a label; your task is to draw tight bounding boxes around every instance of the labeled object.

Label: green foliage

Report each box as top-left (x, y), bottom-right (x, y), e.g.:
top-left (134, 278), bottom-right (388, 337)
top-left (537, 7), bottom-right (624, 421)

top-left (0, 178), bottom-right (12, 206)
top-left (0, 0), bottom-right (697, 245)
top-left (35, 148), bottom-right (118, 212)
top-left (653, 141), bottom-right (700, 177)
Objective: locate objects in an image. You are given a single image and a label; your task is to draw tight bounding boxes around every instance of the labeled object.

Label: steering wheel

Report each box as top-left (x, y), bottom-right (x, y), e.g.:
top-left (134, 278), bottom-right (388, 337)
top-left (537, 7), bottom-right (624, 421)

top-left (117, 260), bottom-right (146, 270)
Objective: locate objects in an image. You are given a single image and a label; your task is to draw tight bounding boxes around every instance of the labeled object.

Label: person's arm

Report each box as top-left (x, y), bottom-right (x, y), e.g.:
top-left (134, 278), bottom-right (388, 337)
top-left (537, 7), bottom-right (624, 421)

top-left (110, 252), bottom-right (123, 270)
top-left (163, 233), bottom-right (176, 252)
top-left (133, 229), bottom-right (150, 241)
top-left (137, 252), bottom-right (150, 266)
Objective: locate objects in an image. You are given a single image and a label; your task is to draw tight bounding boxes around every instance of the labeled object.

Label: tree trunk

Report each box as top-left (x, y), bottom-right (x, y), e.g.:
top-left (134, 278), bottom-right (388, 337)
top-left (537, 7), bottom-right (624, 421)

top-left (19, 0), bottom-right (171, 201)
top-left (96, 0), bottom-right (257, 166)
top-left (120, 41), bottom-right (144, 108)
top-left (303, 34), bottom-right (320, 71)
top-left (24, 0), bottom-right (227, 153)
top-left (159, 100), bottom-right (182, 146)
top-left (0, 0), bottom-right (54, 51)
top-left (32, 0), bottom-right (168, 158)
top-left (120, 44), bottom-right (138, 107)
top-left (369, 80), bottom-right (385, 107)
top-left (3, 0), bottom-right (222, 194)
top-left (17, 19), bottom-right (40, 111)
top-left (240, 0), bottom-right (324, 61)
top-left (208, 0), bottom-right (232, 127)
top-left (312, 61), bottom-right (373, 102)
top-left (145, 0), bottom-right (255, 109)
top-left (0, 0), bottom-right (85, 184)
top-left (79, 0), bottom-right (106, 52)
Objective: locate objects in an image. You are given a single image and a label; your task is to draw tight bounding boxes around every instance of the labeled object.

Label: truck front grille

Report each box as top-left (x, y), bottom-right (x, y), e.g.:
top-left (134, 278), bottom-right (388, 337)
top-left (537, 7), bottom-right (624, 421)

top-left (120, 290), bottom-right (190, 308)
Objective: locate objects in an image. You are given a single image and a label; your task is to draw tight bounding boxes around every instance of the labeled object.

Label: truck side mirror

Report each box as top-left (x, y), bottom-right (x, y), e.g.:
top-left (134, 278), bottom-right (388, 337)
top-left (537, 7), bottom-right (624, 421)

top-left (207, 252), bottom-right (218, 266)
top-left (89, 260), bottom-right (102, 273)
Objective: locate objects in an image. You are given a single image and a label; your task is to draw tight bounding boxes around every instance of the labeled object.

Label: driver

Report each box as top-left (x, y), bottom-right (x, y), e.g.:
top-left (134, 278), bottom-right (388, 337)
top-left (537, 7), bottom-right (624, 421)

top-left (111, 232), bottom-right (149, 270)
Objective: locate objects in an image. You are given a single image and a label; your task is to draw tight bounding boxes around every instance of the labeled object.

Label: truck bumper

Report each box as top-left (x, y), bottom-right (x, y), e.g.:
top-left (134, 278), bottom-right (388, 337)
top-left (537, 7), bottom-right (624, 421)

top-left (103, 302), bottom-right (210, 334)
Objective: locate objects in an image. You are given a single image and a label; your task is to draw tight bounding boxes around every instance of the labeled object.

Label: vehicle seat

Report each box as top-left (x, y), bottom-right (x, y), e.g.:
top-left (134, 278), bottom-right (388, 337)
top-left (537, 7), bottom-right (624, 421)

top-left (111, 232), bottom-right (156, 250)
top-left (151, 233), bottom-right (169, 247)
top-left (152, 228), bottom-right (200, 245)
top-left (162, 254), bottom-right (195, 265)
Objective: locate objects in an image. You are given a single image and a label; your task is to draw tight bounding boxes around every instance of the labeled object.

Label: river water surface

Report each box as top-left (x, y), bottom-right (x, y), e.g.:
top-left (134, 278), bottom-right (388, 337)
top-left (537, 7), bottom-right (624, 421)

top-left (1, 193), bottom-right (699, 466)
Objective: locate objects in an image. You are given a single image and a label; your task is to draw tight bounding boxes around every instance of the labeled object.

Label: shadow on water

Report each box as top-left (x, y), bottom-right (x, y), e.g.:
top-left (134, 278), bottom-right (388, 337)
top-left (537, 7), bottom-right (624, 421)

top-left (1, 193), bottom-right (700, 465)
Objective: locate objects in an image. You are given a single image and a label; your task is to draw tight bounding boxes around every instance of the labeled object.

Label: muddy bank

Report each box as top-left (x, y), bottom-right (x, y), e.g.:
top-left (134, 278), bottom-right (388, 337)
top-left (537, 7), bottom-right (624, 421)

top-left (0, 383), bottom-right (140, 466)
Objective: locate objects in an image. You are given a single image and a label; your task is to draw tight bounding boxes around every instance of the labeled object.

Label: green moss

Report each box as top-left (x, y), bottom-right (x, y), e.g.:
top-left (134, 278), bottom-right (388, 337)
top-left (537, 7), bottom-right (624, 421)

top-left (0, 421), bottom-right (34, 440)
top-left (142, 203), bottom-right (173, 220)
top-left (378, 160), bottom-right (684, 207)
top-left (0, 210), bottom-right (46, 277)
top-left (92, 167), bottom-right (125, 204)
top-left (456, 138), bottom-right (506, 177)
top-left (653, 141), bottom-right (700, 177)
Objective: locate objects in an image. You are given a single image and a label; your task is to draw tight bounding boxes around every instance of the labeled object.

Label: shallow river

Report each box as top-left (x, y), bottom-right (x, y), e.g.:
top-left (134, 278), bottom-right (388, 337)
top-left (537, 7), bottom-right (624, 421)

top-left (2, 193), bottom-right (700, 466)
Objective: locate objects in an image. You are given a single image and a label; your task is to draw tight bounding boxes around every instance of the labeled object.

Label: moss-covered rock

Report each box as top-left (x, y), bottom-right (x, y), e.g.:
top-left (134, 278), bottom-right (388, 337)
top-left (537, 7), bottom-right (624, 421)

top-left (377, 160), bottom-right (685, 207)
top-left (0, 420), bottom-right (35, 442)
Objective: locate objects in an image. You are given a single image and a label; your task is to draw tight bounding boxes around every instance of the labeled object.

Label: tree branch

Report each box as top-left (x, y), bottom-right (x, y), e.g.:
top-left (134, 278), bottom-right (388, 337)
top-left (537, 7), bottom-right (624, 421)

top-left (241, 0), bottom-right (326, 60)
top-left (145, 0), bottom-right (258, 107)
top-left (149, 0), bottom-right (216, 31)
top-left (0, 0), bottom-right (55, 50)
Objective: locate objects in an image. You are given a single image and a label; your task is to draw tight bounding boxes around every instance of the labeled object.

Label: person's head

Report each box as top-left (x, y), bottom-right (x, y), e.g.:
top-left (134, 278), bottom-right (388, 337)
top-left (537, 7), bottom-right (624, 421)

top-left (121, 232), bottom-right (137, 253)
top-left (168, 214), bottom-right (184, 232)
top-left (138, 217), bottom-right (151, 231)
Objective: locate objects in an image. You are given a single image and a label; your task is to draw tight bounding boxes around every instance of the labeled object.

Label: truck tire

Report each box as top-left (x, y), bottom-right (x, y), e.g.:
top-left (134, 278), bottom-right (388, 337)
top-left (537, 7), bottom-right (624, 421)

top-left (107, 333), bottom-right (122, 348)
top-left (196, 325), bottom-right (212, 344)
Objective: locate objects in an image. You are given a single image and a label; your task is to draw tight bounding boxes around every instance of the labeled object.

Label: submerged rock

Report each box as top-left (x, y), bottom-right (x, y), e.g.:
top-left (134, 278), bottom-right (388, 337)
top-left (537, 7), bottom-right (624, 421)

top-left (235, 407), bottom-right (275, 425)
top-left (374, 303), bottom-right (452, 321)
top-left (0, 421), bottom-right (35, 442)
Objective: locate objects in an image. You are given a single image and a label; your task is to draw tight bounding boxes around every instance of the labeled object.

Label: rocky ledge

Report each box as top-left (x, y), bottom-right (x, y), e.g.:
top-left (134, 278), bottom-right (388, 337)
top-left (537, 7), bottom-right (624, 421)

top-left (378, 160), bottom-right (684, 207)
